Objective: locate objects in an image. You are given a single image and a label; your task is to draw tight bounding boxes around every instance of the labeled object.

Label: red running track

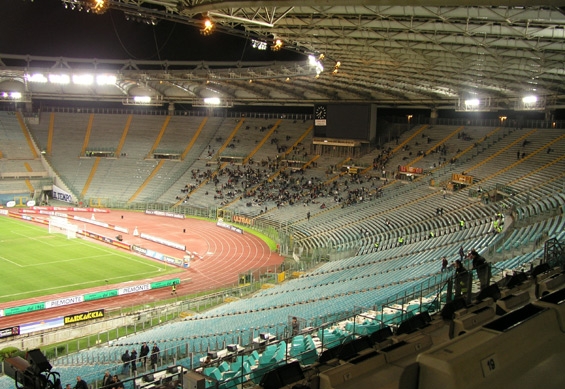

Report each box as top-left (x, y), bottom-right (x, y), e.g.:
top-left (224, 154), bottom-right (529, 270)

top-left (0, 210), bottom-right (284, 327)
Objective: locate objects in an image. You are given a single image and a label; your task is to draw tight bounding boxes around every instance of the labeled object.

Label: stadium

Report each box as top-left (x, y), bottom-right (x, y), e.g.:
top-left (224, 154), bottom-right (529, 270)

top-left (1, 1), bottom-right (565, 389)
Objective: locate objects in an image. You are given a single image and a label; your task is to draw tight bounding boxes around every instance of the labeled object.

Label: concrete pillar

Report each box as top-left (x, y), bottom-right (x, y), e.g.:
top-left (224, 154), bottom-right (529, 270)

top-left (430, 108), bottom-right (438, 125)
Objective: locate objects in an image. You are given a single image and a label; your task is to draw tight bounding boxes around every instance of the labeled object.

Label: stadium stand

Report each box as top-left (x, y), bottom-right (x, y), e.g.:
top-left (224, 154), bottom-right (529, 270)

top-left (1, 109), bottom-right (564, 389)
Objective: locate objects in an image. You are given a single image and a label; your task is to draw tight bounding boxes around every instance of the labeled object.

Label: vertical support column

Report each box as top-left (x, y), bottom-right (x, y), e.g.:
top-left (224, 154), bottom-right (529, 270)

top-left (430, 108), bottom-right (438, 125)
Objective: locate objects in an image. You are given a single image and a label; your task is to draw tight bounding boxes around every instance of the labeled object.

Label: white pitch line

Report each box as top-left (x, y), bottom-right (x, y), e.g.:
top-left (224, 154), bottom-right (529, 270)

top-left (0, 255), bottom-right (24, 267)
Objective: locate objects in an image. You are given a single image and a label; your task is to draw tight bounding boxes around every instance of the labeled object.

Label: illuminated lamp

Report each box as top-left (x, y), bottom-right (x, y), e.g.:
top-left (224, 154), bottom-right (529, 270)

top-left (203, 97), bottom-right (221, 105)
top-left (522, 95), bottom-right (537, 104)
top-left (25, 73), bottom-right (48, 83)
top-left (90, 0), bottom-right (109, 14)
top-left (72, 74), bottom-right (94, 85)
top-left (308, 55), bottom-right (324, 76)
top-left (49, 74), bottom-right (70, 84)
top-left (201, 19), bottom-right (214, 35)
top-left (271, 39), bottom-right (283, 51)
top-left (96, 74), bottom-right (117, 85)
top-left (465, 98), bottom-right (480, 107)
top-left (133, 96), bottom-right (151, 103)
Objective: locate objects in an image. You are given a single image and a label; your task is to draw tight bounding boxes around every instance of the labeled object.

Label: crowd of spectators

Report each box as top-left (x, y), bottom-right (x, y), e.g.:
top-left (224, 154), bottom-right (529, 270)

top-left (177, 160), bottom-right (386, 212)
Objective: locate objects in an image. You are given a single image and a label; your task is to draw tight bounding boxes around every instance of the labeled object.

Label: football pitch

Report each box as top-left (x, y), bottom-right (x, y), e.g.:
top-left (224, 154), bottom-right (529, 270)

top-left (0, 216), bottom-right (181, 304)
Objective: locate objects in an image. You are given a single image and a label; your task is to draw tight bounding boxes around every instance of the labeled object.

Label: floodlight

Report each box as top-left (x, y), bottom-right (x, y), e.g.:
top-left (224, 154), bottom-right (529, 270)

top-left (49, 74), bottom-right (70, 84)
top-left (203, 97), bottom-right (221, 105)
top-left (10, 92), bottom-right (22, 99)
top-left (308, 55), bottom-right (317, 66)
top-left (96, 74), bottom-right (117, 85)
top-left (90, 0), bottom-right (109, 14)
top-left (522, 95), bottom-right (537, 104)
top-left (25, 73), bottom-right (48, 83)
top-left (308, 55), bottom-right (324, 75)
top-left (465, 98), bottom-right (480, 106)
top-left (133, 96), bottom-right (151, 103)
top-left (271, 39), bottom-right (283, 51)
top-left (201, 19), bottom-right (214, 35)
top-left (72, 74), bottom-right (94, 85)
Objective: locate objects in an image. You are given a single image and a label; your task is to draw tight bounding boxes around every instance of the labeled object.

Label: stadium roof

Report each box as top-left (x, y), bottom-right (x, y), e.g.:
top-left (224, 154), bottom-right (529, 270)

top-left (1, 1), bottom-right (565, 111)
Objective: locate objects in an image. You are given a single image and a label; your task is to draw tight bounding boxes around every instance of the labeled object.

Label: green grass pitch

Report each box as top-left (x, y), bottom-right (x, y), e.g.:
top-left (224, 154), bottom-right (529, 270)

top-left (0, 216), bottom-right (181, 304)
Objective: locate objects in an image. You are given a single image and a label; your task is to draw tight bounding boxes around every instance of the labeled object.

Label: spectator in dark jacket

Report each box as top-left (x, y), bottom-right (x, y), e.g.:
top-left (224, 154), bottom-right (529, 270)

top-left (140, 342), bottom-right (150, 366)
top-left (75, 377), bottom-right (88, 389)
top-left (150, 343), bottom-right (160, 370)
top-left (121, 350), bottom-right (130, 374)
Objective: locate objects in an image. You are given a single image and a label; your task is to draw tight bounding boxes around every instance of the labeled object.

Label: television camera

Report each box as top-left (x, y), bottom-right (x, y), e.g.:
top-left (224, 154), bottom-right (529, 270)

top-left (3, 349), bottom-right (61, 389)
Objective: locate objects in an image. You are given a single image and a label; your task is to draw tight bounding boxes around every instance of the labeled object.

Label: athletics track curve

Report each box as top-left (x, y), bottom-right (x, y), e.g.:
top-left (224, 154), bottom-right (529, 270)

top-left (0, 210), bottom-right (284, 328)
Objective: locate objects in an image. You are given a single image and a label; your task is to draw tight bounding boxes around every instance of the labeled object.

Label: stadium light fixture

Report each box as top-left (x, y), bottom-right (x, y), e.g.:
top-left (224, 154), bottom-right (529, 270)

top-left (271, 39), bottom-right (283, 51)
top-left (96, 74), bottom-right (117, 86)
top-left (465, 98), bottom-right (480, 107)
top-left (1, 92), bottom-right (24, 101)
top-left (90, 0), bottom-right (109, 14)
top-left (49, 74), bottom-right (71, 84)
top-left (203, 97), bottom-right (221, 105)
top-left (332, 61), bottom-right (341, 74)
top-left (72, 74), bottom-right (94, 85)
top-left (61, 0), bottom-right (109, 14)
top-left (201, 19), bottom-right (214, 35)
top-left (308, 55), bottom-right (324, 76)
top-left (133, 96), bottom-right (152, 103)
top-left (25, 73), bottom-right (48, 83)
top-left (522, 95), bottom-right (537, 104)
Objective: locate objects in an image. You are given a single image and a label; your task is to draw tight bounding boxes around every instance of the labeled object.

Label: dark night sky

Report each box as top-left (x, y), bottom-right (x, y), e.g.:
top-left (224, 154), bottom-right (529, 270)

top-left (0, 0), bottom-right (303, 62)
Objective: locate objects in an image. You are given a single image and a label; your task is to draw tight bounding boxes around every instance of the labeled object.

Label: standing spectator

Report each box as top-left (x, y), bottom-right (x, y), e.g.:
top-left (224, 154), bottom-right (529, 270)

top-left (470, 249), bottom-right (489, 290)
top-left (454, 260), bottom-right (469, 297)
top-left (441, 257), bottom-right (448, 272)
top-left (66, 384), bottom-right (72, 389)
top-left (75, 377), bottom-right (88, 389)
top-left (130, 349), bottom-right (138, 376)
top-left (140, 342), bottom-right (150, 367)
top-left (121, 350), bottom-right (130, 375)
top-left (150, 343), bottom-right (160, 370)
top-left (306, 211), bottom-right (310, 221)
top-left (102, 371), bottom-right (112, 388)
top-left (458, 246), bottom-right (465, 261)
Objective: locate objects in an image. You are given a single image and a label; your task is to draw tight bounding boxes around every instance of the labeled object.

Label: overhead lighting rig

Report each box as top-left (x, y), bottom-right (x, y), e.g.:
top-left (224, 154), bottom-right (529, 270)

top-left (124, 10), bottom-right (158, 25)
top-left (61, 0), bottom-right (110, 14)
